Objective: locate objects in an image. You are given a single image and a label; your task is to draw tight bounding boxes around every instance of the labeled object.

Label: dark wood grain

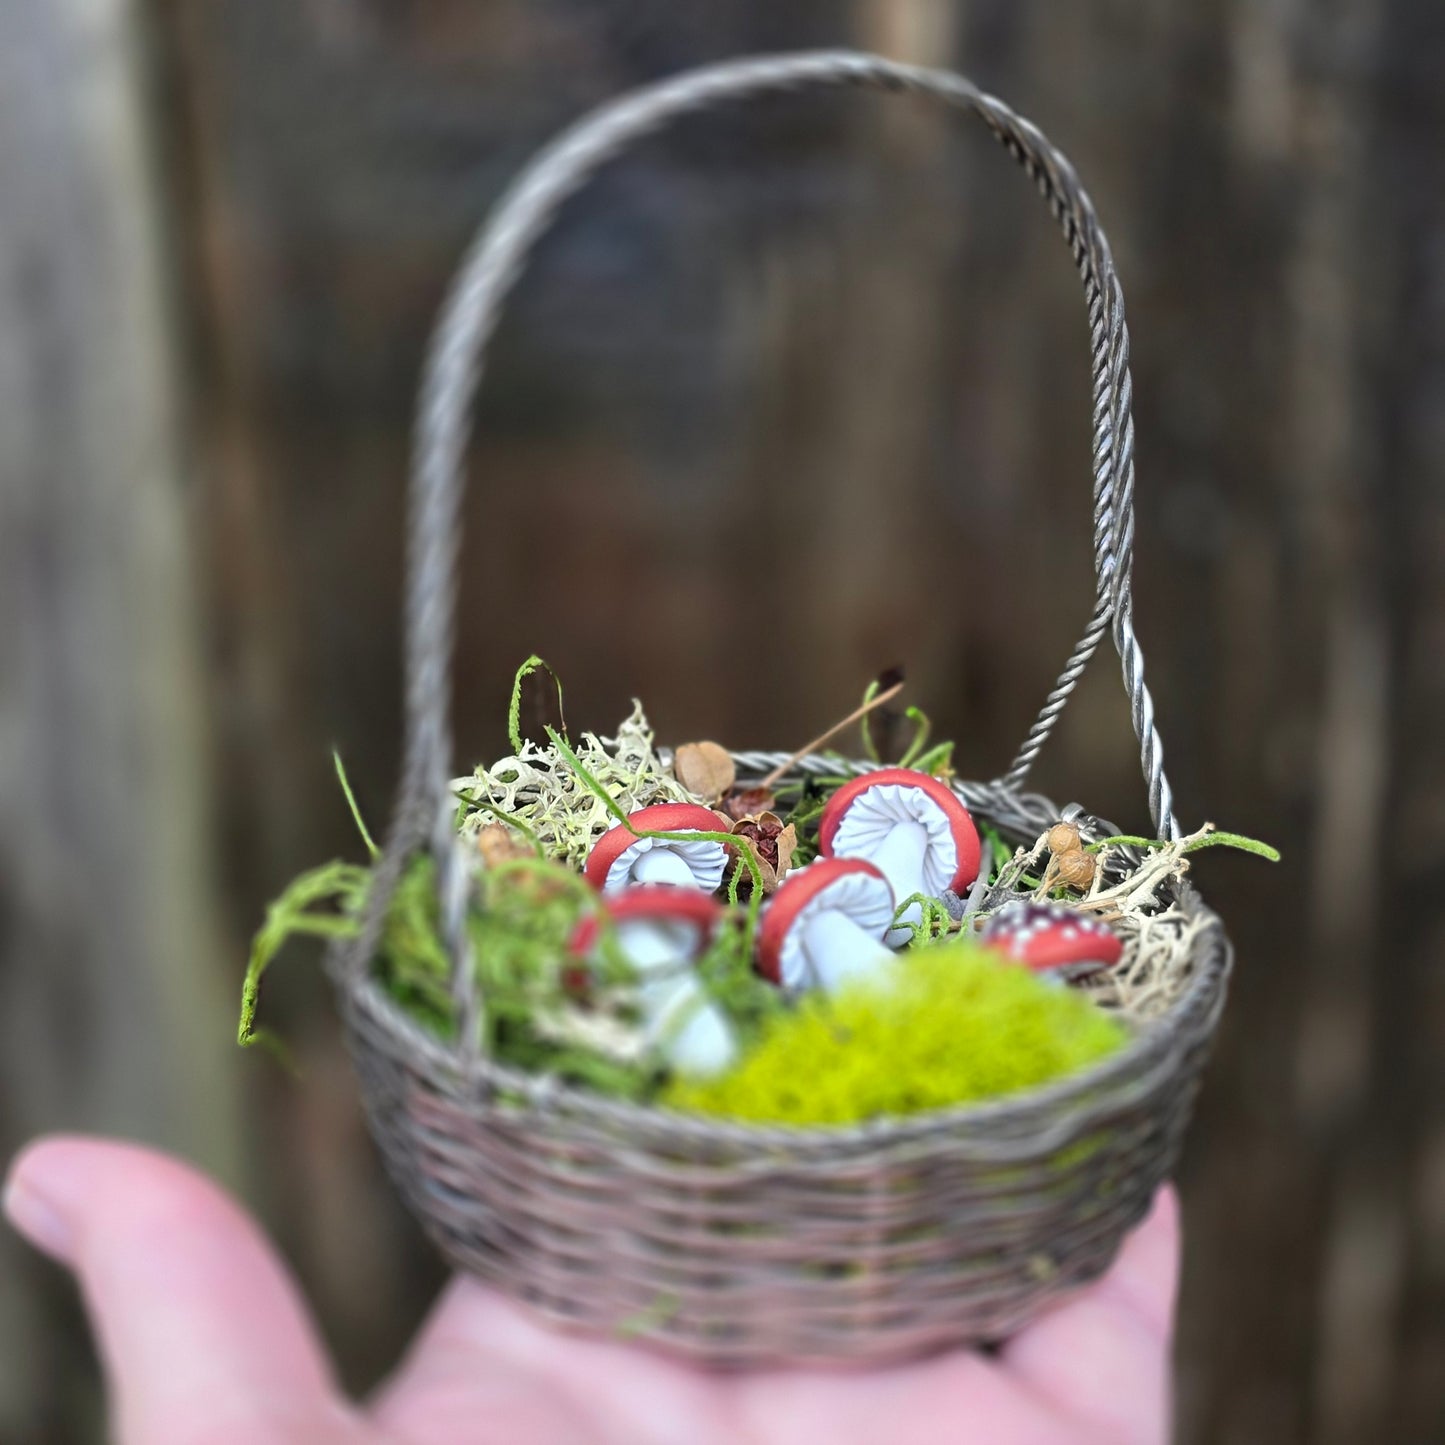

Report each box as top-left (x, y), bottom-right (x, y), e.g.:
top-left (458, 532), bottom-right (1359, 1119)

top-left (3, 0), bottom-right (1441, 1439)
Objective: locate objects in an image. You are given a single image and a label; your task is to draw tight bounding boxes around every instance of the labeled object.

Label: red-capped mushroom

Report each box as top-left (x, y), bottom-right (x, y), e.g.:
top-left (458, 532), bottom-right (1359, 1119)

top-left (570, 887), bottom-right (734, 1076)
top-left (757, 857), bottom-right (898, 993)
top-left (979, 901), bottom-right (1123, 982)
top-left (583, 802), bottom-right (729, 894)
top-left (819, 769), bottom-right (981, 945)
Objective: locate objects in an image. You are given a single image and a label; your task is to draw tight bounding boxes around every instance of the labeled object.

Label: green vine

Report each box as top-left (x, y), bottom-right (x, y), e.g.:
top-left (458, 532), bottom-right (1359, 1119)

top-left (507, 654), bottom-right (568, 754)
top-left (1086, 828), bottom-right (1280, 862)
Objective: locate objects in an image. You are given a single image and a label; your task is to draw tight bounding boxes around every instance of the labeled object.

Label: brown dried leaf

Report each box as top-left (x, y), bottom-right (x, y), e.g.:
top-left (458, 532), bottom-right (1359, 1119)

top-left (673, 741), bottom-right (735, 803)
top-left (773, 823), bottom-right (798, 881)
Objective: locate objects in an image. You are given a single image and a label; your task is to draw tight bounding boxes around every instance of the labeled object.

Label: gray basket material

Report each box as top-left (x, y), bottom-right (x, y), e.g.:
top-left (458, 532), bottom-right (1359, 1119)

top-left (332, 52), bottom-right (1234, 1364)
top-left (337, 757), bottom-right (1228, 1366)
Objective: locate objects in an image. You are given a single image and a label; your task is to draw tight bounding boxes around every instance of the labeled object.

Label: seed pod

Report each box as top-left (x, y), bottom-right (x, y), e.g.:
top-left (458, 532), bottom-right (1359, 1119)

top-left (1054, 847), bottom-right (1096, 891)
top-left (673, 741), bottom-right (736, 803)
top-left (1047, 821), bottom-right (1082, 857)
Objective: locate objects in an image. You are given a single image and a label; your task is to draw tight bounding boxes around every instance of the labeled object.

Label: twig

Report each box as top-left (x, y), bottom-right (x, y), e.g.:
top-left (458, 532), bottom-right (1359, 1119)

top-left (758, 681), bottom-right (906, 791)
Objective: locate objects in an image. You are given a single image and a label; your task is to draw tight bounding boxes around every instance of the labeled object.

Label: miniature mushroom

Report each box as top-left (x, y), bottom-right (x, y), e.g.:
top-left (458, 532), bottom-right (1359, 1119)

top-left (756, 857), bottom-right (899, 993)
top-left (583, 802), bottom-right (729, 894)
top-left (818, 769), bottom-right (981, 945)
top-left (979, 901), bottom-right (1123, 983)
top-left (570, 887), bottom-right (735, 1076)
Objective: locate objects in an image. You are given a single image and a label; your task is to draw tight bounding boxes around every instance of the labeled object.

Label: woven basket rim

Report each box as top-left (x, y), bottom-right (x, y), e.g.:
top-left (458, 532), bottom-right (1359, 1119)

top-left (332, 766), bottom-right (1232, 1154)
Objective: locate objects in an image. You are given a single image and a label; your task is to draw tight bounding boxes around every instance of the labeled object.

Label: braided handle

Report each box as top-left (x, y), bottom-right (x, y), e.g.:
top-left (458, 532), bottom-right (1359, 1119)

top-left (360, 51), bottom-right (1180, 1019)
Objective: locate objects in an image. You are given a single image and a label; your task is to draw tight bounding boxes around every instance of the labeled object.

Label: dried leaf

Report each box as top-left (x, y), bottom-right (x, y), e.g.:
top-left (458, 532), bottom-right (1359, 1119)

top-left (774, 823), bottom-right (798, 881)
top-left (673, 741), bottom-right (736, 803)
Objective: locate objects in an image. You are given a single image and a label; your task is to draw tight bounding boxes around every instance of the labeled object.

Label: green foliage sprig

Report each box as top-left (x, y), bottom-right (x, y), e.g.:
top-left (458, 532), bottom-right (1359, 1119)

top-left (1086, 828), bottom-right (1280, 862)
top-left (507, 654), bottom-right (567, 754)
top-left (237, 860), bottom-right (368, 1059)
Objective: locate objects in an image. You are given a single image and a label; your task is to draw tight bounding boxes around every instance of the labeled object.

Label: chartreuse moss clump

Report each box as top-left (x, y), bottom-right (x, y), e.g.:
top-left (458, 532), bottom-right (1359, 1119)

top-left (663, 941), bottom-right (1128, 1126)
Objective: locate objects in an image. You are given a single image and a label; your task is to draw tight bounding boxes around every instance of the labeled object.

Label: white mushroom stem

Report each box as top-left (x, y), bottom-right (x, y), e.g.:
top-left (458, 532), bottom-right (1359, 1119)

top-left (614, 919), bottom-right (735, 1077)
top-left (614, 918), bottom-right (692, 973)
top-left (868, 820), bottom-right (931, 942)
top-left (798, 909), bottom-right (897, 993)
top-left (629, 846), bottom-right (701, 888)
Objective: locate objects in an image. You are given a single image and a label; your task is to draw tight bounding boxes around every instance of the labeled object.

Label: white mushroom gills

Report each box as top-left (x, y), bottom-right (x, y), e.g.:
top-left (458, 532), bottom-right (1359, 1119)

top-left (614, 918), bottom-right (735, 1077)
top-left (797, 908), bottom-right (896, 993)
top-left (628, 846), bottom-right (702, 889)
top-left (601, 833), bottom-right (728, 894)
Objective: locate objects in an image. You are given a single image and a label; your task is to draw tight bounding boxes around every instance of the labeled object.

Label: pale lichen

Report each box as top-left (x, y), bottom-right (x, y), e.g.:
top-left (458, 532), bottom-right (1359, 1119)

top-left (452, 701), bottom-right (701, 868)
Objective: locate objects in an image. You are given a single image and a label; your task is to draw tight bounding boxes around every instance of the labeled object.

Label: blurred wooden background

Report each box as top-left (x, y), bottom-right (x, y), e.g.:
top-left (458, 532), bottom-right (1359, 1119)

top-left (2, 1), bottom-right (1442, 1441)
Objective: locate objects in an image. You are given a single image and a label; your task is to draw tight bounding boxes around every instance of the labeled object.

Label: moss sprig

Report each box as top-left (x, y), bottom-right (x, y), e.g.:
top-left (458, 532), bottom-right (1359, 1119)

top-left (664, 940), bottom-right (1127, 1126)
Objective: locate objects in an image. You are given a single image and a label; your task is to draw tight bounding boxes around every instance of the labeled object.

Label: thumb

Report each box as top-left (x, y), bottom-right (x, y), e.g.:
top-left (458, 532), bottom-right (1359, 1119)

top-left (4, 1136), bottom-right (356, 1445)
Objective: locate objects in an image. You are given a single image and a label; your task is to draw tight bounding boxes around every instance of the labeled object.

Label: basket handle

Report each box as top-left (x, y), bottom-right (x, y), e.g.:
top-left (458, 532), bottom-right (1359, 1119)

top-left (359, 52), bottom-right (1181, 1018)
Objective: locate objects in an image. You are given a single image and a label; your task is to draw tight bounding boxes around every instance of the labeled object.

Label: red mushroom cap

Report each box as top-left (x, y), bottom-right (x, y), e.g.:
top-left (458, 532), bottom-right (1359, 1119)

top-left (980, 901), bottom-right (1123, 979)
top-left (755, 857), bottom-right (891, 985)
top-left (817, 768), bottom-right (981, 894)
top-left (569, 886), bottom-right (723, 957)
top-left (582, 802), bottom-right (729, 891)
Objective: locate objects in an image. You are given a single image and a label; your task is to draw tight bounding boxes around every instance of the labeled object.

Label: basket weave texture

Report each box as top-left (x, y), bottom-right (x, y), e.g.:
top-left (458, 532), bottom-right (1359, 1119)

top-left (340, 761), bottom-right (1228, 1365)
top-left (331, 52), bottom-right (1235, 1365)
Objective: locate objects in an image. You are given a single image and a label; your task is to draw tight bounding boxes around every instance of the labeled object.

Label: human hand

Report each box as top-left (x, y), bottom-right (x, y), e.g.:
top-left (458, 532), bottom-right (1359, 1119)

top-left (5, 1137), bottom-right (1178, 1444)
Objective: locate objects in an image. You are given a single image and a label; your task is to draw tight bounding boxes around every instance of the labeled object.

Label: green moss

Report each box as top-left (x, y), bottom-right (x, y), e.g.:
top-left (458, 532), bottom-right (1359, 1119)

top-left (663, 941), bottom-right (1128, 1127)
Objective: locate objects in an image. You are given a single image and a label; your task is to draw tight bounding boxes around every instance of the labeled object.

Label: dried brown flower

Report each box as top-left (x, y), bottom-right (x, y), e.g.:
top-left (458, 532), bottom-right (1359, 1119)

top-left (728, 813), bottom-right (797, 895)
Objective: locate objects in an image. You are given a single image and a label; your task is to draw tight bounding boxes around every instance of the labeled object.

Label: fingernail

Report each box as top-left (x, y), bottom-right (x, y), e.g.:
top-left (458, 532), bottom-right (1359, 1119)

top-left (3, 1169), bottom-right (75, 1262)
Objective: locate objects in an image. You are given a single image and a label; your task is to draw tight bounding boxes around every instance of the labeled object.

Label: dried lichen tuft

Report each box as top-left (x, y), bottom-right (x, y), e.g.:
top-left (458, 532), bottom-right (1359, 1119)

top-left (452, 701), bottom-right (701, 868)
top-left (979, 824), bottom-right (1251, 1019)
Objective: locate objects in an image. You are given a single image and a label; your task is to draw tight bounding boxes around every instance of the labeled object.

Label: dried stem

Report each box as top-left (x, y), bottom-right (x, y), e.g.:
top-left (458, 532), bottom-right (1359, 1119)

top-left (758, 681), bottom-right (906, 790)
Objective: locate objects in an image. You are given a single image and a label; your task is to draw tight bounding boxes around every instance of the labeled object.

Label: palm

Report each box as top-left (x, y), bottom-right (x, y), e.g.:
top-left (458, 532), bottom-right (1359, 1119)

top-left (5, 1139), bottom-right (1177, 1445)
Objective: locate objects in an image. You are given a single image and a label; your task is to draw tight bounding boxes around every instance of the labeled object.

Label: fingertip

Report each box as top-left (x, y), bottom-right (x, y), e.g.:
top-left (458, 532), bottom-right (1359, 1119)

top-left (5, 1135), bottom-right (243, 1268)
top-left (5, 1133), bottom-right (341, 1441)
top-left (4, 1138), bottom-right (79, 1261)
top-left (5, 1136), bottom-right (160, 1262)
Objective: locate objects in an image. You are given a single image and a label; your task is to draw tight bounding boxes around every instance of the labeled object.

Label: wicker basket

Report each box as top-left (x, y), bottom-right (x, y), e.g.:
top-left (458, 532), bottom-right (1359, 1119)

top-left (331, 51), bottom-right (1233, 1367)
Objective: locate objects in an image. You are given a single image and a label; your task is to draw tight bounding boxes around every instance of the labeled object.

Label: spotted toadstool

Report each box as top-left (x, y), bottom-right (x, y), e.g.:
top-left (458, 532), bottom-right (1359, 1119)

top-left (980, 901), bottom-right (1123, 982)
top-left (819, 769), bottom-right (981, 944)
top-left (756, 857), bottom-right (898, 993)
top-left (583, 802), bottom-right (729, 894)
top-left (570, 887), bottom-right (735, 1076)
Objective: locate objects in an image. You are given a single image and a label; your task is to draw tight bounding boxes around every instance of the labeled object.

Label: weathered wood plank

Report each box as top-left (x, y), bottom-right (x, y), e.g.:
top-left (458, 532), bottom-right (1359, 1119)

top-left (0, 2), bottom-right (241, 1438)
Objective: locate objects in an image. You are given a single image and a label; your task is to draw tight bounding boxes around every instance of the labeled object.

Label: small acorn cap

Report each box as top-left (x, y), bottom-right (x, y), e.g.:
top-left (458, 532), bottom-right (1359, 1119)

top-left (583, 802), bottom-right (730, 893)
top-left (980, 900), bottom-right (1123, 980)
top-left (817, 767), bottom-right (981, 896)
